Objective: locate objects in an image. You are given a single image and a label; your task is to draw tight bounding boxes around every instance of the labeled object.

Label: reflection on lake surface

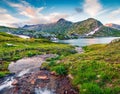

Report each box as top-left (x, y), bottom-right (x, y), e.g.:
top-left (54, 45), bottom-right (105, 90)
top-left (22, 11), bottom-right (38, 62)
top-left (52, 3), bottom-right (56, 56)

top-left (56, 37), bottom-right (120, 47)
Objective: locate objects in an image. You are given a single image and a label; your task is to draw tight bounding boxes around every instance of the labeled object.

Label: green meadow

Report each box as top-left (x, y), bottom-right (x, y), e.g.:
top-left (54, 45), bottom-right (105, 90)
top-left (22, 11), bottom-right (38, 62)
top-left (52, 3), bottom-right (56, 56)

top-left (0, 32), bottom-right (76, 77)
top-left (42, 39), bottom-right (120, 94)
top-left (1, 32), bottom-right (120, 94)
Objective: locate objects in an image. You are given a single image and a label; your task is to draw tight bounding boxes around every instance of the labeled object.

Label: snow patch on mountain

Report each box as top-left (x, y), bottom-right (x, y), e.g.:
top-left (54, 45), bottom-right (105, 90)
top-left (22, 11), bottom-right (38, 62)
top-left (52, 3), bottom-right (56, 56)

top-left (86, 27), bottom-right (101, 36)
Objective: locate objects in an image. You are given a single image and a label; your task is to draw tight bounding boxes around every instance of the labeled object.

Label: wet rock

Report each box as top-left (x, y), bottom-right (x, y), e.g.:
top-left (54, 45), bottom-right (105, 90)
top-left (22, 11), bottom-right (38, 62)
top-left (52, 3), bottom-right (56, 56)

top-left (8, 54), bottom-right (56, 73)
top-left (37, 75), bottom-right (49, 80)
top-left (30, 79), bottom-right (35, 85)
top-left (64, 90), bottom-right (68, 94)
top-left (12, 79), bottom-right (18, 85)
top-left (1, 70), bottom-right (78, 94)
top-left (50, 71), bottom-right (57, 76)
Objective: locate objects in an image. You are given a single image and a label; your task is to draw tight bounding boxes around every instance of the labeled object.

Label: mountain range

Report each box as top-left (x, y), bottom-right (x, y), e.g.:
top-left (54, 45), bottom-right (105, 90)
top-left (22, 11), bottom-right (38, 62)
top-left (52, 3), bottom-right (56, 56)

top-left (105, 23), bottom-right (120, 30)
top-left (0, 18), bottom-right (120, 39)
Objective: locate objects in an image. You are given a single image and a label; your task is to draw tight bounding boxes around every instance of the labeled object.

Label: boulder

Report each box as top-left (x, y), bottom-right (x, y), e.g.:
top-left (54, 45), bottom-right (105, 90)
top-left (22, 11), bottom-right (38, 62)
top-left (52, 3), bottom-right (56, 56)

top-left (12, 79), bottom-right (18, 85)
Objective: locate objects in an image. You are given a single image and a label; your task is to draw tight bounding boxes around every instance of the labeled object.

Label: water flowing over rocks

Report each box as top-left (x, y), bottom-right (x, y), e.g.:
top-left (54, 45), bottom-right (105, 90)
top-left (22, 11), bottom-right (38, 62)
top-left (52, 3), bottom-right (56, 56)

top-left (12, 70), bottom-right (77, 94)
top-left (8, 54), bottom-right (56, 73)
top-left (0, 54), bottom-right (78, 94)
top-left (0, 70), bottom-right (78, 94)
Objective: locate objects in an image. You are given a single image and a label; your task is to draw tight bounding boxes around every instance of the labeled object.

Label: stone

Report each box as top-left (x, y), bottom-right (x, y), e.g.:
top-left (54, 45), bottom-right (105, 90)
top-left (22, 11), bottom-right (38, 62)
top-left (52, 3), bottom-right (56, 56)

top-left (50, 71), bottom-right (57, 75)
top-left (12, 79), bottom-right (18, 85)
top-left (37, 75), bottom-right (49, 80)
top-left (30, 79), bottom-right (35, 85)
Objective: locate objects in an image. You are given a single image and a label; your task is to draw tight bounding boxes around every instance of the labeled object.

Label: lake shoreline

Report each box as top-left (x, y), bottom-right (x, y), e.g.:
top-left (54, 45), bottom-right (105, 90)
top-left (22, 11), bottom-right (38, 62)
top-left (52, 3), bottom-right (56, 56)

top-left (55, 37), bottom-right (120, 47)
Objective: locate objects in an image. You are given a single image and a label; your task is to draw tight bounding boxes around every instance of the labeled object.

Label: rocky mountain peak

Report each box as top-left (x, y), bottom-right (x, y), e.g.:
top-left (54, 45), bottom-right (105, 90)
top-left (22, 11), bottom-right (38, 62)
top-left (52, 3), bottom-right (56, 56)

top-left (57, 18), bottom-right (66, 23)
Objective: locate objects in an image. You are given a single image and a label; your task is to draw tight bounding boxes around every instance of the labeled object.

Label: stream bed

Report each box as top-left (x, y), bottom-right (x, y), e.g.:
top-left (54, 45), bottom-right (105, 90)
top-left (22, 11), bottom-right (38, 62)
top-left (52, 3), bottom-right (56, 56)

top-left (0, 54), bottom-right (78, 94)
top-left (0, 54), bottom-right (56, 94)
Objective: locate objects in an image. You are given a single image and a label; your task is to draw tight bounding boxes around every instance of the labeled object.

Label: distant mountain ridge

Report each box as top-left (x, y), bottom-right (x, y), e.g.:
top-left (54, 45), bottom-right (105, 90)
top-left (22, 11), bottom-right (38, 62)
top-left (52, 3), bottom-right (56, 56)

top-left (23, 18), bottom-right (73, 32)
top-left (0, 18), bottom-right (120, 39)
top-left (22, 18), bottom-right (120, 38)
top-left (105, 23), bottom-right (120, 30)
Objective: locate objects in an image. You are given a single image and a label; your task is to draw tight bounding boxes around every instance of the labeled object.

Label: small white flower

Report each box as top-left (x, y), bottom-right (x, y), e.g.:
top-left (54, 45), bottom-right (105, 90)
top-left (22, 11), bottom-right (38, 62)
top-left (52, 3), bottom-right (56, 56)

top-left (97, 75), bottom-right (101, 78)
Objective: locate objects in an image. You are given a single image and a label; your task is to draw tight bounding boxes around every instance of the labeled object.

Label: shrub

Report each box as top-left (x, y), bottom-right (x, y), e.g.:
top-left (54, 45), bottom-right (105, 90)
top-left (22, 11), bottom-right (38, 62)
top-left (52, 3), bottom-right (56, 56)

top-left (48, 61), bottom-right (56, 66)
top-left (27, 51), bottom-right (36, 57)
top-left (51, 65), bottom-right (67, 75)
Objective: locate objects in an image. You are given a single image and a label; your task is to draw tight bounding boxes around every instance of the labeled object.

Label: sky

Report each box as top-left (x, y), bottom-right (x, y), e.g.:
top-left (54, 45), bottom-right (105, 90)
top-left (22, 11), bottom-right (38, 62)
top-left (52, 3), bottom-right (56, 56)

top-left (0, 0), bottom-right (120, 27)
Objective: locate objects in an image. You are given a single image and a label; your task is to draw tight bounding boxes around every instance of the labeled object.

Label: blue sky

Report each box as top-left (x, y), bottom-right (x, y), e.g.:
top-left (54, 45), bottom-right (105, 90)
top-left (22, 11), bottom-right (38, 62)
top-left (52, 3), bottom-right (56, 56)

top-left (0, 0), bottom-right (120, 27)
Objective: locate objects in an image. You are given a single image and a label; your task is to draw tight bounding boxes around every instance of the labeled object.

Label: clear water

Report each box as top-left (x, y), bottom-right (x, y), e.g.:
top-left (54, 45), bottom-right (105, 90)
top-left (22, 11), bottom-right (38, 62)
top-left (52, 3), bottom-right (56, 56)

top-left (56, 37), bottom-right (120, 47)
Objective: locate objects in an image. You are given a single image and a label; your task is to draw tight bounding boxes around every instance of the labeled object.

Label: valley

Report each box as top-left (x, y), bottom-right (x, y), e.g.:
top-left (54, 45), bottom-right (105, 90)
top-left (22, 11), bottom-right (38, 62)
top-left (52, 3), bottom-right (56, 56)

top-left (0, 31), bottom-right (120, 94)
top-left (0, 0), bottom-right (120, 93)
top-left (0, 17), bottom-right (120, 94)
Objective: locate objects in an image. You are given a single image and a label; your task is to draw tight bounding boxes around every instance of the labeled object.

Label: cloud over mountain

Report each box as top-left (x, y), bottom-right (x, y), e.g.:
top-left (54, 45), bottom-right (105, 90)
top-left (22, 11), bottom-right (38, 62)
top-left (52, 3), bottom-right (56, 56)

top-left (0, 0), bottom-right (120, 27)
top-left (83, 0), bottom-right (102, 17)
top-left (0, 0), bottom-right (69, 27)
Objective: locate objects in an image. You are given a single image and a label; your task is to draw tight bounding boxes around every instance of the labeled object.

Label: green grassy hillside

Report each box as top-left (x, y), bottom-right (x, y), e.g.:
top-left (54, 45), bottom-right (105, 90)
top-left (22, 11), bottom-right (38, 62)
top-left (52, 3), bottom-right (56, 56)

top-left (69, 18), bottom-right (103, 35)
top-left (0, 32), bottom-right (76, 77)
top-left (43, 38), bottom-right (120, 94)
top-left (93, 26), bottom-right (120, 37)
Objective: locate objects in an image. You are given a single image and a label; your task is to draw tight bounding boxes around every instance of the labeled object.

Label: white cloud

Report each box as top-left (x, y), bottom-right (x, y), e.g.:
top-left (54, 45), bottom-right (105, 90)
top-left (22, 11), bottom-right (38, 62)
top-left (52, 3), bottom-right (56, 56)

top-left (0, 8), bottom-right (20, 27)
top-left (23, 12), bottom-right (68, 25)
top-left (97, 8), bottom-right (120, 25)
top-left (110, 8), bottom-right (120, 17)
top-left (8, 1), bottom-right (44, 18)
top-left (108, 8), bottom-right (120, 24)
top-left (83, 0), bottom-right (102, 17)
top-left (7, 1), bottom-right (68, 26)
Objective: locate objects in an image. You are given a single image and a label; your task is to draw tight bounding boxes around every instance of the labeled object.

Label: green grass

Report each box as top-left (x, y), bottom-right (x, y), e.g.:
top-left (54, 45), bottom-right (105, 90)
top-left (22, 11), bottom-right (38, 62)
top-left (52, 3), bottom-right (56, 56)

top-left (1, 32), bottom-right (120, 94)
top-left (0, 61), bottom-right (10, 78)
top-left (63, 39), bottom-right (120, 94)
top-left (42, 38), bottom-right (120, 94)
top-left (50, 65), bottom-right (67, 75)
top-left (0, 32), bottom-right (76, 77)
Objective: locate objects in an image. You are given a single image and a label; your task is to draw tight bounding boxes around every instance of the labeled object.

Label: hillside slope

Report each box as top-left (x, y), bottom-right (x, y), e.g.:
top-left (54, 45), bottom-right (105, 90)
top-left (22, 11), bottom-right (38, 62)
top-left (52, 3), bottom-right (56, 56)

top-left (69, 18), bottom-right (103, 35)
top-left (43, 38), bottom-right (120, 94)
top-left (23, 18), bottom-right (72, 33)
top-left (93, 26), bottom-right (120, 37)
top-left (0, 32), bottom-right (76, 77)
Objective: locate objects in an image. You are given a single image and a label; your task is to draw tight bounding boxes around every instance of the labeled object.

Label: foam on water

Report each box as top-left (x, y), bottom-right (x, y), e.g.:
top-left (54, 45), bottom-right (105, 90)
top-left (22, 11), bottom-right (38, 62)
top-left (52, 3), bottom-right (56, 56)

top-left (0, 69), bottom-right (30, 91)
top-left (17, 69), bottom-right (30, 77)
top-left (35, 87), bottom-right (55, 94)
top-left (0, 77), bottom-right (14, 91)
